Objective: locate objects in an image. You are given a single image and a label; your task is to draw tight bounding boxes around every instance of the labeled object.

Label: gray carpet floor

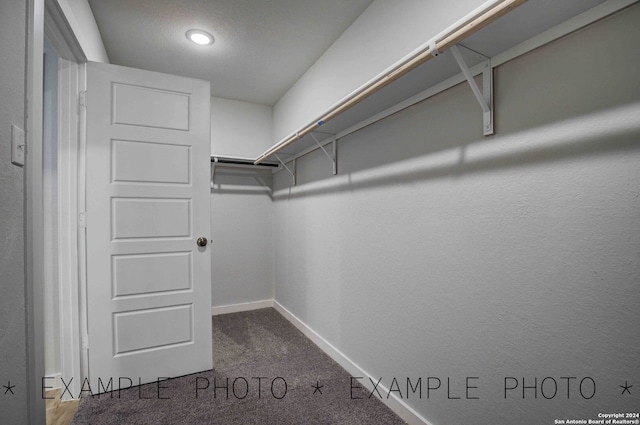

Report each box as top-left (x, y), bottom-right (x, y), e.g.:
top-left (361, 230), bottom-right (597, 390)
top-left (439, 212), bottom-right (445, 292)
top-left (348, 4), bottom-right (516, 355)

top-left (71, 308), bottom-right (405, 424)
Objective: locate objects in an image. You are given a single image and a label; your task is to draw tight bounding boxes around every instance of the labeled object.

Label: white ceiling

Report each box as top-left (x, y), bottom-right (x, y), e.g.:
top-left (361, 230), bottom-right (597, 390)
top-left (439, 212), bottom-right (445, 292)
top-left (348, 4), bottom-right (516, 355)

top-left (87, 0), bottom-right (373, 105)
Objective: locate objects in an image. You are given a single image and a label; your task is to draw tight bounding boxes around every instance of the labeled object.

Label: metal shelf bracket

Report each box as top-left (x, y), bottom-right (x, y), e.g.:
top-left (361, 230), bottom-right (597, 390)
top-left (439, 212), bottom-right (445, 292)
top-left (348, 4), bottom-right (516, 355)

top-left (450, 44), bottom-right (494, 136)
top-left (275, 154), bottom-right (296, 186)
top-left (310, 132), bottom-right (337, 175)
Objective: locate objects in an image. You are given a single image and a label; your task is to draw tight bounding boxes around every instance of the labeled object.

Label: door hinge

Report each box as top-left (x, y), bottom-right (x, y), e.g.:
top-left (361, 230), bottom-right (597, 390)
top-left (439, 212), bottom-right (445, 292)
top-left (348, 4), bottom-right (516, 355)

top-left (79, 90), bottom-right (87, 108)
top-left (82, 334), bottom-right (89, 350)
top-left (79, 212), bottom-right (86, 229)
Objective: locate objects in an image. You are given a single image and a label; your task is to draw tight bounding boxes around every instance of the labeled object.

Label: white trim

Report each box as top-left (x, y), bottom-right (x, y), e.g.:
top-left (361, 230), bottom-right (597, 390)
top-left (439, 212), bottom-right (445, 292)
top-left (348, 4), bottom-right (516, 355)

top-left (211, 299), bottom-right (434, 423)
top-left (211, 299), bottom-right (431, 423)
top-left (43, 0), bottom-right (87, 401)
top-left (56, 57), bottom-right (82, 400)
top-left (77, 62), bottom-right (90, 383)
top-left (211, 300), bottom-right (275, 316)
top-left (272, 301), bottom-right (432, 425)
top-left (26, 0), bottom-right (47, 422)
top-left (44, 0), bottom-right (87, 62)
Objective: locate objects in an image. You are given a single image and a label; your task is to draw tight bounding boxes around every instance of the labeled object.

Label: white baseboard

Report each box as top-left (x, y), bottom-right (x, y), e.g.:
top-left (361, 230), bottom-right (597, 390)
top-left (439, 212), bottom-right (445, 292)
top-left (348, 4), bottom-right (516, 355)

top-left (212, 299), bottom-right (430, 424)
top-left (211, 299), bottom-right (274, 316)
top-left (272, 300), bottom-right (432, 425)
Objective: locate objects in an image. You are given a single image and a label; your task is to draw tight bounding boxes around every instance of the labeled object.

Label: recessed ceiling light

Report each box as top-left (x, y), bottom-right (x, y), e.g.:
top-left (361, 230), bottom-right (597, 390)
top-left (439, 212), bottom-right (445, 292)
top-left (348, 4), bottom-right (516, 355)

top-left (186, 29), bottom-right (214, 46)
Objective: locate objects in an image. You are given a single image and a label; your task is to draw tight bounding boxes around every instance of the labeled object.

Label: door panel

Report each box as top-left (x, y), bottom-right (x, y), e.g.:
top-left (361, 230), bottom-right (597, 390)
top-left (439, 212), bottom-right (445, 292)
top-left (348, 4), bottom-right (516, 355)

top-left (112, 252), bottom-right (192, 297)
top-left (111, 198), bottom-right (191, 239)
top-left (85, 61), bottom-right (211, 388)
top-left (113, 305), bottom-right (193, 355)
top-left (111, 139), bottom-right (191, 184)
top-left (112, 83), bottom-right (190, 130)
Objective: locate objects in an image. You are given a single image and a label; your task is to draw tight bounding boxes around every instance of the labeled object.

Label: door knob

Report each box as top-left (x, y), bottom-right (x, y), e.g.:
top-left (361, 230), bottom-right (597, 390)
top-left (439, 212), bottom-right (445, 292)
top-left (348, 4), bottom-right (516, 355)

top-left (197, 237), bottom-right (208, 247)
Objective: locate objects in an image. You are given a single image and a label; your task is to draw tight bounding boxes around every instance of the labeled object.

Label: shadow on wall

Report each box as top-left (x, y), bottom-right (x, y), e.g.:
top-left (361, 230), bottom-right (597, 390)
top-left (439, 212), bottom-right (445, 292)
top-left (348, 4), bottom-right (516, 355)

top-left (273, 3), bottom-right (640, 198)
top-left (273, 99), bottom-right (640, 201)
top-left (211, 169), bottom-right (273, 199)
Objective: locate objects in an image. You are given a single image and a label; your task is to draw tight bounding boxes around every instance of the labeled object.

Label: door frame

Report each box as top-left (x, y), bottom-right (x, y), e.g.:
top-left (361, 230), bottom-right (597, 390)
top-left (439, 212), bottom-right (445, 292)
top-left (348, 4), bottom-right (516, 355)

top-left (26, 0), bottom-right (46, 421)
top-left (40, 0), bottom-right (88, 401)
top-left (36, 0), bottom-right (215, 407)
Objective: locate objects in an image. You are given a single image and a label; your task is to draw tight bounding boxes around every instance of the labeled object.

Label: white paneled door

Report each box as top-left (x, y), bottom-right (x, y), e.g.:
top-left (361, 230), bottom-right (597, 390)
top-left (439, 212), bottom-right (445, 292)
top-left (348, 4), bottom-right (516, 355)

top-left (85, 61), bottom-right (212, 389)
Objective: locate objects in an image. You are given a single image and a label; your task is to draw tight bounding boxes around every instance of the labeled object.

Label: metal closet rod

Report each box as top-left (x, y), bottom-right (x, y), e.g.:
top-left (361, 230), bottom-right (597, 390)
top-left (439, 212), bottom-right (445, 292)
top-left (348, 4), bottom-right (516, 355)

top-left (211, 156), bottom-right (279, 169)
top-left (254, 0), bottom-right (527, 165)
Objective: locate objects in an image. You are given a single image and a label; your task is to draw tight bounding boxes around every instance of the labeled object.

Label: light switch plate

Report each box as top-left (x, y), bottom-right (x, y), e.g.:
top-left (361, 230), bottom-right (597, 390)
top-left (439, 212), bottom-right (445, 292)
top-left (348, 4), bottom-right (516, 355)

top-left (11, 125), bottom-right (25, 167)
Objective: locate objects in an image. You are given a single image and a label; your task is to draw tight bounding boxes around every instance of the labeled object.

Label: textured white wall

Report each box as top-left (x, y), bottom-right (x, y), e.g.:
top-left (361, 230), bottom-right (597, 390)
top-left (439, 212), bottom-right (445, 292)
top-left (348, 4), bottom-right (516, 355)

top-left (272, 5), bottom-right (640, 424)
top-left (272, 0), bottom-right (488, 142)
top-left (210, 98), bottom-right (274, 307)
top-left (210, 96), bottom-right (273, 158)
top-left (0, 0), bottom-right (29, 422)
top-left (210, 173), bottom-right (274, 307)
